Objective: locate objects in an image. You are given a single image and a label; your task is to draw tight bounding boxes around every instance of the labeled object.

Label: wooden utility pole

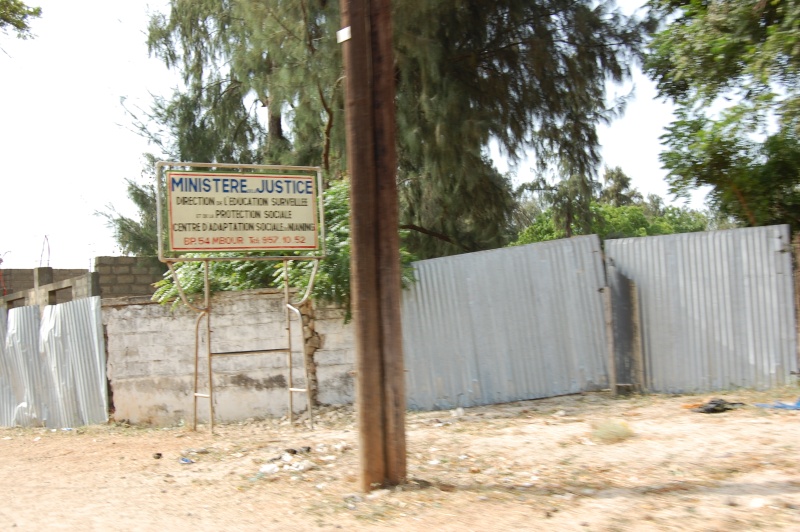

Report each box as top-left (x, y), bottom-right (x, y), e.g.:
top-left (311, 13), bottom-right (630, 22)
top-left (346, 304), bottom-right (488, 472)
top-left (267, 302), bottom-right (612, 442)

top-left (339, 0), bottom-right (407, 490)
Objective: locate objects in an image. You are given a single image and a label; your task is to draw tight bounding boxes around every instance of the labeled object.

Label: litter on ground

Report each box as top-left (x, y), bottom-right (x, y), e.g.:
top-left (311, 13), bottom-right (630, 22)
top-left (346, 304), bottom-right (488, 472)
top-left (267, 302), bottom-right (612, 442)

top-left (754, 397), bottom-right (800, 410)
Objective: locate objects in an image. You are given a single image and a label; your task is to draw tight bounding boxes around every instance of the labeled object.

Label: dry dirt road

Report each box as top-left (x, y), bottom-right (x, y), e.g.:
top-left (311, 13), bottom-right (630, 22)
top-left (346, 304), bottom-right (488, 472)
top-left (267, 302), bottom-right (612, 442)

top-left (2, 387), bottom-right (800, 531)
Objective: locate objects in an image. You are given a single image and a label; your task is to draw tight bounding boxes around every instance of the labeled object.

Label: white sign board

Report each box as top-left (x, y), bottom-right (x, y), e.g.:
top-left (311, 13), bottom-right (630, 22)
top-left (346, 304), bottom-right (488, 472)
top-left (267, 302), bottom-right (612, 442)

top-left (167, 171), bottom-right (319, 252)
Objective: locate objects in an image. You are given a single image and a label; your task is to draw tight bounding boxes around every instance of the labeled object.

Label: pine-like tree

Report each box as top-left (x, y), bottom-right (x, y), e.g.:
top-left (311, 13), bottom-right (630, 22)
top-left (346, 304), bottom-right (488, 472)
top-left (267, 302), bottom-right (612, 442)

top-left (599, 166), bottom-right (642, 207)
top-left (141, 0), bottom-right (648, 258)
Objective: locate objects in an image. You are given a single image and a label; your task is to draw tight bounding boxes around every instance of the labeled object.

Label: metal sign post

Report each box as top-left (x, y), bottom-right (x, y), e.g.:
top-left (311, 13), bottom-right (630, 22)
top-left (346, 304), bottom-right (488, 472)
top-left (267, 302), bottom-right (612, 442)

top-left (155, 162), bottom-right (326, 433)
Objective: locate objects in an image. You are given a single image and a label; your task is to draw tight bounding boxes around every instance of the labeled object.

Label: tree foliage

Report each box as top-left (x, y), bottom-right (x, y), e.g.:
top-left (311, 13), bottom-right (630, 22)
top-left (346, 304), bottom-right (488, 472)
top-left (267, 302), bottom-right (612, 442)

top-left (0, 0), bottom-right (41, 40)
top-left (600, 165), bottom-right (643, 207)
top-left (660, 112), bottom-right (800, 228)
top-left (514, 199), bottom-right (708, 244)
top-left (644, 0), bottom-right (800, 229)
top-left (142, 0), bottom-right (650, 258)
top-left (512, 166), bottom-right (708, 244)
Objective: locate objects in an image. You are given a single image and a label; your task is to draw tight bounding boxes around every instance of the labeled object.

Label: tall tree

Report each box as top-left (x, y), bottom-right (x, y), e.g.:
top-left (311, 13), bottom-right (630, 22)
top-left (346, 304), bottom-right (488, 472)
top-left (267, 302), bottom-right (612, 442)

top-left (644, 0), bottom-right (800, 229)
top-left (146, 0), bottom-right (343, 169)
top-left (144, 0), bottom-right (650, 258)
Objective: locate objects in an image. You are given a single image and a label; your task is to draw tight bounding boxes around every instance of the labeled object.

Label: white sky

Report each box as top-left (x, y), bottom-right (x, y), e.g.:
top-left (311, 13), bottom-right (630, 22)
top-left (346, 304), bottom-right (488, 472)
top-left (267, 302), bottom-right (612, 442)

top-left (0, 1), bottom-right (174, 270)
top-left (0, 0), bottom-right (703, 270)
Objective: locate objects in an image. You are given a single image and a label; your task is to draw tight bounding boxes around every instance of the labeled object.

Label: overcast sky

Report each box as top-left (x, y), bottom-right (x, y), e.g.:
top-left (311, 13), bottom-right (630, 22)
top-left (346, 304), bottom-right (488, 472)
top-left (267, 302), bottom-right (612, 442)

top-left (0, 0), bottom-right (696, 270)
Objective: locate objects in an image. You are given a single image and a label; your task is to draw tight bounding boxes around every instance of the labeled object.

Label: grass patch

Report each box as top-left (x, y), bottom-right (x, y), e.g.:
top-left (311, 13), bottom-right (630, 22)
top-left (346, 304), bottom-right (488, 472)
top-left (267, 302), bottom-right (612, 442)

top-left (590, 419), bottom-right (635, 444)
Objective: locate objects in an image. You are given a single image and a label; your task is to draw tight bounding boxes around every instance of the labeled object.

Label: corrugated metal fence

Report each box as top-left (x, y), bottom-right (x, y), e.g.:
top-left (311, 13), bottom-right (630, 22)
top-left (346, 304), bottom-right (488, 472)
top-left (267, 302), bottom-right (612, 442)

top-left (2, 225), bottom-right (794, 425)
top-left (606, 225), bottom-right (797, 393)
top-left (0, 296), bottom-right (107, 428)
top-left (402, 226), bottom-right (797, 409)
top-left (401, 235), bottom-right (610, 410)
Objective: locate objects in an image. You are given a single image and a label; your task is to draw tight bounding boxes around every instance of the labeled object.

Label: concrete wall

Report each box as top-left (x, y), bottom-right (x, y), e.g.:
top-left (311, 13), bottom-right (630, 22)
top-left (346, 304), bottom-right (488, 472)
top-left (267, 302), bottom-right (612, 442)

top-left (1, 256), bottom-right (164, 307)
top-left (1, 268), bottom-right (87, 296)
top-left (93, 256), bottom-right (165, 298)
top-left (102, 289), bottom-right (354, 426)
top-left (2, 268), bottom-right (100, 308)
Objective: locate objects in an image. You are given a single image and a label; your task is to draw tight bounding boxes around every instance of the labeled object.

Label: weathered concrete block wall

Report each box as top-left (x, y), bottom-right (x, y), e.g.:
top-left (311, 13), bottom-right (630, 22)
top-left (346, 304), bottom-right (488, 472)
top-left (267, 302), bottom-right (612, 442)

top-left (2, 257), bottom-right (163, 303)
top-left (93, 256), bottom-right (165, 298)
top-left (1, 268), bottom-right (87, 296)
top-left (102, 289), bottom-right (354, 426)
top-left (313, 304), bottom-right (356, 405)
top-left (2, 268), bottom-right (99, 308)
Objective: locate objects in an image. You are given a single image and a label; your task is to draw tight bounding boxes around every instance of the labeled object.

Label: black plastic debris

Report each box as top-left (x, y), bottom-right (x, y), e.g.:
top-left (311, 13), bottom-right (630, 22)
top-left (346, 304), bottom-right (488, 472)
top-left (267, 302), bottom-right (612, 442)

top-left (691, 398), bottom-right (745, 414)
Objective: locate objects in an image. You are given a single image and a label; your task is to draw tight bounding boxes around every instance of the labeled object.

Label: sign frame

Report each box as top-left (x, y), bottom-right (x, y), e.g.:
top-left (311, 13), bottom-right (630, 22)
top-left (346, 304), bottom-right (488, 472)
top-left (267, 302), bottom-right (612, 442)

top-left (156, 161), bottom-right (326, 263)
top-left (153, 162), bottom-right (326, 434)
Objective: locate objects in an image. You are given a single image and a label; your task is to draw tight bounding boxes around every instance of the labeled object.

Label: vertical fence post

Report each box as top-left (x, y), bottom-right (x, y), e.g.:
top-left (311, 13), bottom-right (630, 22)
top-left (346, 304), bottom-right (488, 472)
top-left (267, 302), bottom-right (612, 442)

top-left (630, 282), bottom-right (645, 393)
top-left (794, 233), bottom-right (800, 366)
top-left (603, 287), bottom-right (617, 394)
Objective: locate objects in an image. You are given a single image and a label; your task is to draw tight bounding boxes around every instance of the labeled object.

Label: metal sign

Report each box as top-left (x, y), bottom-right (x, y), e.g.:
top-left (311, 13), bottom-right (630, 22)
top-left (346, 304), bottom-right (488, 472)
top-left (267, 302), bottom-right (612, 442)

top-left (154, 162), bottom-right (324, 433)
top-left (163, 167), bottom-right (321, 254)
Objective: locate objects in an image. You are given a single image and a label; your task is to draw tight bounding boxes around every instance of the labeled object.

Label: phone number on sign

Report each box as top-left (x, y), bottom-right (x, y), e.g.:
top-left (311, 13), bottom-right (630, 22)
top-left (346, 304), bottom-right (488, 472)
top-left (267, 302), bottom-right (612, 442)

top-left (182, 235), bottom-right (308, 246)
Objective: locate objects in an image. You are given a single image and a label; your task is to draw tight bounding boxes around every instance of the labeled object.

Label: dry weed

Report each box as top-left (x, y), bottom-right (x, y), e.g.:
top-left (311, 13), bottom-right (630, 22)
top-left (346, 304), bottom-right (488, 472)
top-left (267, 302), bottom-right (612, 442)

top-left (590, 419), bottom-right (635, 443)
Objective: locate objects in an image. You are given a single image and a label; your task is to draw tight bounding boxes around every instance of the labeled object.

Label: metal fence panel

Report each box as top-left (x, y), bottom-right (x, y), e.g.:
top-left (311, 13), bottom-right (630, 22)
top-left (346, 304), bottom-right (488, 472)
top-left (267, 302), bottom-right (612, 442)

top-left (606, 225), bottom-right (797, 393)
top-left (40, 297), bottom-right (108, 427)
top-left (1, 297), bottom-right (107, 428)
top-left (401, 235), bottom-right (609, 410)
top-left (3, 306), bottom-right (44, 426)
top-left (0, 306), bottom-right (12, 426)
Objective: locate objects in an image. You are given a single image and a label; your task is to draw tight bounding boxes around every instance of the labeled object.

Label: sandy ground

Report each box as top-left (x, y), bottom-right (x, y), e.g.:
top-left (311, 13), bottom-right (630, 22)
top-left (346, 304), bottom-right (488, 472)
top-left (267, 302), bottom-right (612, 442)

top-left (2, 387), bottom-right (800, 531)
